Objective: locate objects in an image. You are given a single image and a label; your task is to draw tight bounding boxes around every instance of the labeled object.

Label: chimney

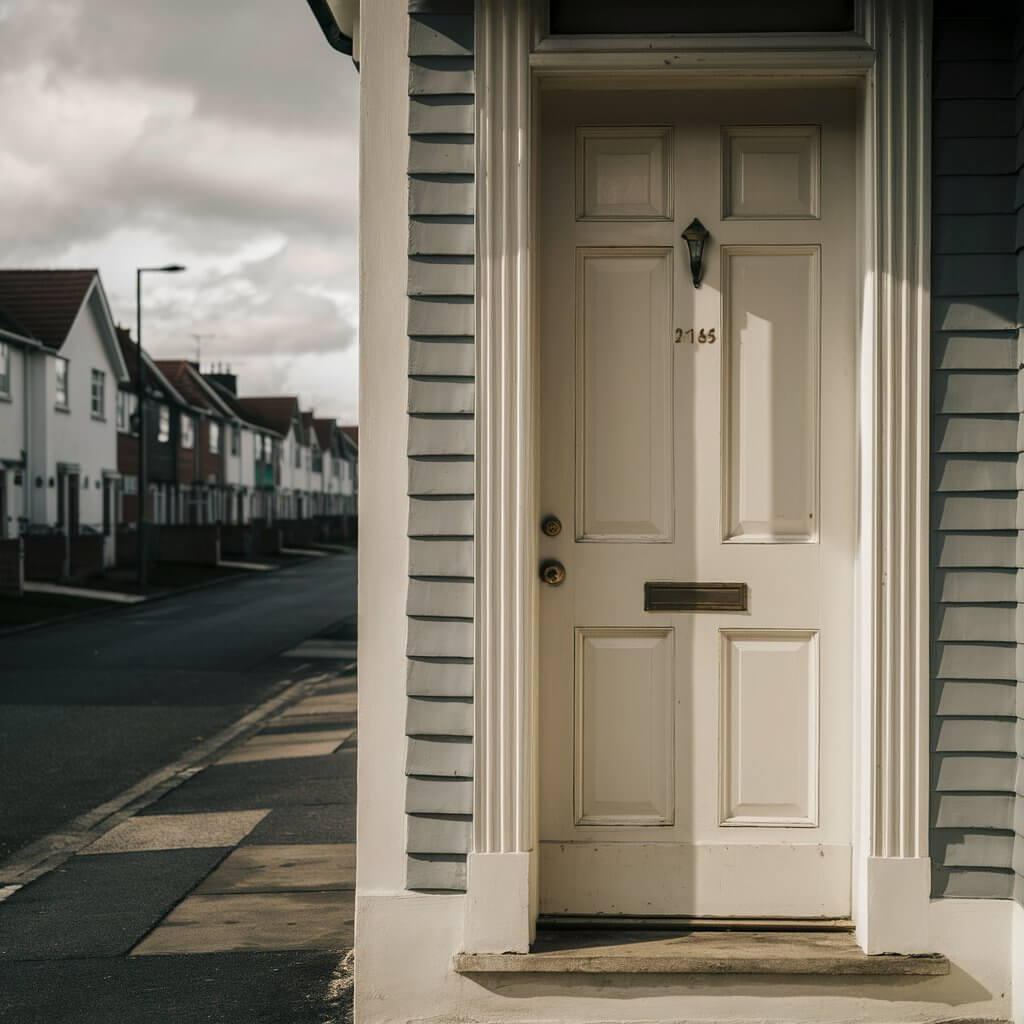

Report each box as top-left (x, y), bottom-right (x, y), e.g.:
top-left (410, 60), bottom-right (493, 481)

top-left (205, 370), bottom-right (237, 395)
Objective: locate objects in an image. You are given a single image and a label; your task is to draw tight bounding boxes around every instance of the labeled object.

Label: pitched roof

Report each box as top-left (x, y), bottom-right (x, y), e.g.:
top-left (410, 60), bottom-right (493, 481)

top-left (204, 377), bottom-right (271, 433)
top-left (237, 396), bottom-right (301, 438)
top-left (312, 417), bottom-right (335, 450)
top-left (115, 327), bottom-right (187, 404)
top-left (301, 411), bottom-right (319, 447)
top-left (0, 269), bottom-right (97, 351)
top-left (154, 361), bottom-right (214, 413)
top-left (116, 326), bottom-right (141, 386)
top-left (0, 306), bottom-right (38, 344)
top-left (340, 425), bottom-right (358, 447)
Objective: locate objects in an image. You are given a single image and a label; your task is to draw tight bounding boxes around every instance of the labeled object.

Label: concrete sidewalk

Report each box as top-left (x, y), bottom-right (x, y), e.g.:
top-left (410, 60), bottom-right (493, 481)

top-left (0, 663), bottom-right (357, 1023)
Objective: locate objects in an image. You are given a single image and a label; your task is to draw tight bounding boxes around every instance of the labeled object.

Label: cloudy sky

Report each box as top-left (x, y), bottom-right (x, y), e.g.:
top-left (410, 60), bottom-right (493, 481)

top-left (1, 0), bottom-right (360, 423)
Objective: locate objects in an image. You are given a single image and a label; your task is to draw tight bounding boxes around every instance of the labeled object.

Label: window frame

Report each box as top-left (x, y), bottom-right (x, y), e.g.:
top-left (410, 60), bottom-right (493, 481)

top-left (0, 342), bottom-right (9, 398)
top-left (157, 404), bottom-right (171, 443)
top-left (55, 357), bottom-right (69, 410)
top-left (180, 412), bottom-right (195, 449)
top-left (209, 420), bottom-right (221, 455)
top-left (90, 368), bottom-right (106, 419)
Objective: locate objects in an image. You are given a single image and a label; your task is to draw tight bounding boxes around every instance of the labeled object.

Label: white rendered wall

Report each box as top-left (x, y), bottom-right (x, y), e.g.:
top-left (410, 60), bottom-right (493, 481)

top-left (26, 350), bottom-right (51, 524)
top-left (48, 303), bottom-right (119, 530)
top-left (0, 344), bottom-right (25, 464)
top-left (224, 425), bottom-right (243, 486)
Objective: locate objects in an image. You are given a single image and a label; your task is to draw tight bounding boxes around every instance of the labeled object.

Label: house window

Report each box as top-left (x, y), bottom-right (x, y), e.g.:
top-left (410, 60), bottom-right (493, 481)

top-left (294, 442), bottom-right (301, 469)
top-left (231, 424), bottom-right (240, 455)
top-left (0, 343), bottom-right (9, 397)
top-left (91, 369), bottom-right (105, 418)
top-left (55, 357), bottom-right (69, 408)
top-left (548, 0), bottom-right (855, 34)
top-left (209, 421), bottom-right (221, 454)
top-left (180, 413), bottom-right (194, 449)
top-left (124, 475), bottom-right (138, 495)
top-left (116, 391), bottom-right (127, 430)
top-left (313, 448), bottom-right (323, 473)
top-left (158, 404), bottom-right (170, 442)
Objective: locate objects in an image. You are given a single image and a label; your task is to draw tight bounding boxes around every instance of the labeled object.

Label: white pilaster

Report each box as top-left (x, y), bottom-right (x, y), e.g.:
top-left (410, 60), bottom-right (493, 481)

top-left (858, 0), bottom-right (933, 955)
top-left (469, 0), bottom-right (535, 955)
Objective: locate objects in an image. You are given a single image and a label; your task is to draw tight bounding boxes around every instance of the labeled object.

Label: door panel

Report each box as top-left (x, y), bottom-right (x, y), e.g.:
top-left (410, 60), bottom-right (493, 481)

top-left (722, 125), bottom-right (821, 220)
top-left (539, 87), bottom-right (857, 919)
top-left (576, 126), bottom-right (674, 221)
top-left (722, 245), bottom-right (820, 543)
top-left (574, 627), bottom-right (675, 826)
top-left (576, 248), bottom-right (674, 541)
top-left (720, 629), bottom-right (818, 826)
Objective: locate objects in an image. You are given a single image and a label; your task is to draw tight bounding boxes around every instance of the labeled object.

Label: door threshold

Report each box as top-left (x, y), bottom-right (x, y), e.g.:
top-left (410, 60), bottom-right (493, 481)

top-left (454, 928), bottom-right (949, 977)
top-left (538, 914), bottom-right (854, 932)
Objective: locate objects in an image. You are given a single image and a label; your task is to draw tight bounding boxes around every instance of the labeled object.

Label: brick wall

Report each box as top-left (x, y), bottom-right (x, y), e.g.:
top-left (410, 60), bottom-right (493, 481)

top-left (24, 535), bottom-right (66, 582)
top-left (68, 535), bottom-right (104, 581)
top-left (154, 524), bottom-right (220, 566)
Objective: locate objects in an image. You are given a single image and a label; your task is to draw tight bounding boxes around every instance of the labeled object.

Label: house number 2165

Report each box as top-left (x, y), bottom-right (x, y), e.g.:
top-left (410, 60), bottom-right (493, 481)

top-left (675, 328), bottom-right (716, 344)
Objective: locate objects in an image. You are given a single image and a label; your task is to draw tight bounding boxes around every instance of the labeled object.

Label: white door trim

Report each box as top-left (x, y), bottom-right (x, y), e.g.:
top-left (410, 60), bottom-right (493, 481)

top-left (469, 0), bottom-right (931, 957)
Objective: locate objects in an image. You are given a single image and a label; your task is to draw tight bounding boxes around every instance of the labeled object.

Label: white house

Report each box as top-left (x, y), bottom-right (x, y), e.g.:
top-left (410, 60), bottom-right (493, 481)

top-left (308, 1), bottom-right (1024, 1023)
top-left (0, 311), bottom-right (41, 539)
top-left (314, 418), bottom-right (358, 516)
top-left (238, 396), bottom-right (306, 520)
top-left (0, 270), bottom-right (128, 564)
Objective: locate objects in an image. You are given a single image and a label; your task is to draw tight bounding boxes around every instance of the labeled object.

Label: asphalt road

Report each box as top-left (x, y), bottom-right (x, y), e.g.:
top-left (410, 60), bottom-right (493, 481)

top-left (0, 553), bottom-right (356, 862)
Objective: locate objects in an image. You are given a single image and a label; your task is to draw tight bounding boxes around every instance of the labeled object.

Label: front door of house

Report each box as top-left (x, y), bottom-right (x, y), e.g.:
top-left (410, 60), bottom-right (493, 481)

top-left (538, 87), bottom-right (857, 919)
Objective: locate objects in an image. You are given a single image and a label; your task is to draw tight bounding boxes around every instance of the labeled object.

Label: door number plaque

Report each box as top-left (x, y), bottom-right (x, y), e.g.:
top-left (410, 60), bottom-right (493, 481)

top-left (675, 327), bottom-right (716, 344)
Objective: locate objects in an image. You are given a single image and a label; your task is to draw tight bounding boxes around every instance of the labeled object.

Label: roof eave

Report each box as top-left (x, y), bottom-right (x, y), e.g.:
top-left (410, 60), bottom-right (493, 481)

top-left (306, 0), bottom-right (359, 65)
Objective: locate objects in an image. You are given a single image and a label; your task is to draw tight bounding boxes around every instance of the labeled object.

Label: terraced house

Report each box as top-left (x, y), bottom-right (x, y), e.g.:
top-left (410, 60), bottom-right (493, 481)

top-left (306, 0), bottom-right (1024, 1021)
top-left (0, 270), bottom-right (127, 566)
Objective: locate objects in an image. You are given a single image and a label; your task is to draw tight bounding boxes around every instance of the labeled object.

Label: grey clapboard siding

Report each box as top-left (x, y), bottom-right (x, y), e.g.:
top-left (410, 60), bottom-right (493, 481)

top-left (931, 2), bottom-right (1023, 902)
top-left (405, 3), bottom-right (475, 892)
top-left (1014, 4), bottom-right (1024, 909)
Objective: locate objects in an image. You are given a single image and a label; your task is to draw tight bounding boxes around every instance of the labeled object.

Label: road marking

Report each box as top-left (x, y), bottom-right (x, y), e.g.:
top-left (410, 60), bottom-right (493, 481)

top-left (217, 560), bottom-right (276, 571)
top-left (280, 547), bottom-right (330, 558)
top-left (23, 582), bottom-right (145, 604)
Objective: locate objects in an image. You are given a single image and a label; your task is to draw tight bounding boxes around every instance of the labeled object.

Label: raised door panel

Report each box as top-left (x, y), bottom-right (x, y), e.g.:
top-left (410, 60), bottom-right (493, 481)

top-left (574, 627), bottom-right (675, 825)
top-left (722, 245), bottom-right (820, 543)
top-left (576, 126), bottom-right (673, 220)
top-left (723, 126), bottom-right (820, 220)
top-left (576, 248), bottom-right (674, 541)
top-left (720, 629), bottom-right (819, 826)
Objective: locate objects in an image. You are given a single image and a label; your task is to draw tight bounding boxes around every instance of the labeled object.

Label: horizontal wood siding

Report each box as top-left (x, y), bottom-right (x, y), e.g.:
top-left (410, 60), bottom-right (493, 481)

top-left (931, 1), bottom-right (1023, 901)
top-left (405, 0), bottom-right (474, 893)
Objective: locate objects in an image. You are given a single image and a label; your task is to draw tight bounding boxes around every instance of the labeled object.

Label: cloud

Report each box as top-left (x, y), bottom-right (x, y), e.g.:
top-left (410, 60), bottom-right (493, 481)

top-left (0, 0), bottom-right (360, 422)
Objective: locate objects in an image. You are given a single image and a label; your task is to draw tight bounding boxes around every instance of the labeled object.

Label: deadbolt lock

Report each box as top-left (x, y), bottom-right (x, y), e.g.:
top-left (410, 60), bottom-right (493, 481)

top-left (540, 560), bottom-right (566, 586)
top-left (541, 515), bottom-right (562, 537)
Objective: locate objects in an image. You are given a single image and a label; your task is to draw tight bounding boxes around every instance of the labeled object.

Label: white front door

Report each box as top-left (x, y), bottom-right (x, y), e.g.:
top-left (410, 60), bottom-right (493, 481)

top-left (538, 87), bottom-right (857, 919)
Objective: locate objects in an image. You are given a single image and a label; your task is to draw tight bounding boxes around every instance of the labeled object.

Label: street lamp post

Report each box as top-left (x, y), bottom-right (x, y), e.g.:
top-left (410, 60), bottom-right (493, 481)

top-left (136, 264), bottom-right (186, 590)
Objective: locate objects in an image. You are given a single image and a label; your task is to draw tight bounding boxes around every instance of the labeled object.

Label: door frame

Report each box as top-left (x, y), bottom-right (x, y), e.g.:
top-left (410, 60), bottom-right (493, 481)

top-left (469, 0), bottom-right (932, 957)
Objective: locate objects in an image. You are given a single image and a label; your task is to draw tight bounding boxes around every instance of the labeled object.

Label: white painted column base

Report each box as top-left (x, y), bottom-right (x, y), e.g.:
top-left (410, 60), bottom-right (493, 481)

top-left (861, 856), bottom-right (931, 954)
top-left (463, 852), bottom-right (532, 954)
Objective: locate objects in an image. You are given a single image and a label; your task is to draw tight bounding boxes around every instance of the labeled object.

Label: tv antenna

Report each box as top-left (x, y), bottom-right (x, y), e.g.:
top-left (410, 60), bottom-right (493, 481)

top-left (190, 333), bottom-right (221, 367)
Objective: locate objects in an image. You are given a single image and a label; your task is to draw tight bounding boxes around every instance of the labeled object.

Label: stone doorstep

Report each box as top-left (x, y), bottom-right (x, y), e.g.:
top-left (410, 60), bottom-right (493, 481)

top-left (453, 929), bottom-right (950, 976)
